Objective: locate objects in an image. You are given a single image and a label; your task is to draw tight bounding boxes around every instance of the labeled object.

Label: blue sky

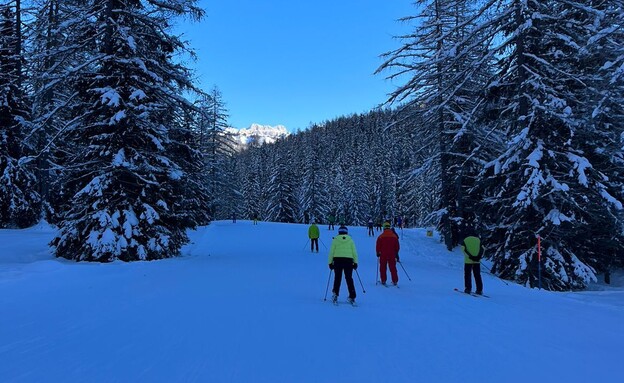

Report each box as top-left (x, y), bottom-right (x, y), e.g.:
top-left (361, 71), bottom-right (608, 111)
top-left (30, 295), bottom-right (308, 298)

top-left (176, 0), bottom-right (414, 132)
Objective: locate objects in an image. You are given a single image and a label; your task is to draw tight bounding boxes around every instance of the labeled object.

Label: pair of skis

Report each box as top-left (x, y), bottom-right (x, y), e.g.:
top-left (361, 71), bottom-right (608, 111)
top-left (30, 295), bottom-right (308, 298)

top-left (379, 282), bottom-right (399, 288)
top-left (332, 299), bottom-right (357, 307)
top-left (454, 288), bottom-right (490, 298)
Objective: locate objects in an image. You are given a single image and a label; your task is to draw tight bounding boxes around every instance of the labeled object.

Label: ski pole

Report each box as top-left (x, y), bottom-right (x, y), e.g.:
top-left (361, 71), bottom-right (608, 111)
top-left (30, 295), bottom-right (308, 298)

top-left (354, 268), bottom-right (366, 293)
top-left (398, 261), bottom-right (412, 281)
top-left (480, 262), bottom-right (509, 286)
top-left (302, 239), bottom-right (310, 251)
top-left (320, 238), bottom-right (328, 250)
top-left (376, 257), bottom-right (379, 285)
top-left (323, 269), bottom-right (332, 301)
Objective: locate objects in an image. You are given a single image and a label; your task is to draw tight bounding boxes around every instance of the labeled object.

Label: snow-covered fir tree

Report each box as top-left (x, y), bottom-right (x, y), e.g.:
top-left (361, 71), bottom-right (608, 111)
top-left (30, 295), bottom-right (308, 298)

top-left (27, 0), bottom-right (92, 222)
top-left (376, 0), bottom-right (491, 250)
top-left (469, 0), bottom-right (624, 290)
top-left (194, 86), bottom-right (236, 220)
top-left (300, 128), bottom-right (330, 223)
top-left (0, 1), bottom-right (41, 228)
top-left (53, 0), bottom-right (206, 262)
top-left (264, 149), bottom-right (297, 223)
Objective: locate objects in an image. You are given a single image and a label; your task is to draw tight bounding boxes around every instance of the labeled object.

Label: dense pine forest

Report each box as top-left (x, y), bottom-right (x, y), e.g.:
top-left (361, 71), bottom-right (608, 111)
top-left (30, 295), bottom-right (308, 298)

top-left (1, 0), bottom-right (623, 290)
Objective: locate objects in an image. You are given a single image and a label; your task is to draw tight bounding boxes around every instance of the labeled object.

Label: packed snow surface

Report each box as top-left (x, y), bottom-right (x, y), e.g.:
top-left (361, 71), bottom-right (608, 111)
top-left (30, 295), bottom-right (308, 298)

top-left (1, 220), bottom-right (623, 382)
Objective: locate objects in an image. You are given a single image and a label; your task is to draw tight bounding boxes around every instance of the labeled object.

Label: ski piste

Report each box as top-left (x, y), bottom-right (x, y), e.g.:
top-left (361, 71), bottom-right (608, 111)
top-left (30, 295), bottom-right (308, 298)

top-left (454, 288), bottom-right (490, 298)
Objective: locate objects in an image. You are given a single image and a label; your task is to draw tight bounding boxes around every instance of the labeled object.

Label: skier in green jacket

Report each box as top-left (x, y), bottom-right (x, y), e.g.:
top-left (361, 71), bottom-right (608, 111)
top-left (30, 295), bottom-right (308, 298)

top-left (328, 226), bottom-right (359, 304)
top-left (308, 222), bottom-right (320, 253)
top-left (328, 214), bottom-right (336, 230)
top-left (462, 235), bottom-right (484, 295)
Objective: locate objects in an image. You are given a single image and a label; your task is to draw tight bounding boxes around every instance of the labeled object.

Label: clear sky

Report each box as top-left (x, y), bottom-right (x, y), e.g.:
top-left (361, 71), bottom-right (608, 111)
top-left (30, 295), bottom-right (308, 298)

top-left (175, 0), bottom-right (414, 132)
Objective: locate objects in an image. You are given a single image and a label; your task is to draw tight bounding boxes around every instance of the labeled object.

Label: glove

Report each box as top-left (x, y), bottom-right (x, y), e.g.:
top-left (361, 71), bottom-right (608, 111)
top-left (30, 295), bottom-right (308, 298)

top-left (329, 263), bottom-right (334, 270)
top-left (376, 252), bottom-right (381, 258)
top-left (353, 263), bottom-right (358, 270)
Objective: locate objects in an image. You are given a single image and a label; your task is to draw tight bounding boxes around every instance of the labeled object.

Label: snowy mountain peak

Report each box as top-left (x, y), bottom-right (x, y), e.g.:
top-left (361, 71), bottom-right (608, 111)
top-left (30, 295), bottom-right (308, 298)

top-left (226, 123), bottom-right (290, 151)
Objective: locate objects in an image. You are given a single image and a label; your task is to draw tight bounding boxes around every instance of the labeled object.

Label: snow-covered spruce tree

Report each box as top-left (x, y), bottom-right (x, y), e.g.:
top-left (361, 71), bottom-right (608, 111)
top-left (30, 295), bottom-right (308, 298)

top-left (27, 0), bottom-right (94, 222)
top-left (471, 0), bottom-right (624, 290)
top-left (391, 108), bottom-right (441, 227)
top-left (167, 99), bottom-right (211, 229)
top-left (54, 0), bottom-right (205, 262)
top-left (0, 2), bottom-right (41, 228)
top-left (195, 86), bottom-right (236, 220)
top-left (376, 0), bottom-right (488, 249)
top-left (581, 0), bottom-right (624, 273)
top-left (219, 154), bottom-right (242, 220)
top-left (294, 129), bottom-right (329, 223)
top-left (237, 148), bottom-right (263, 220)
top-left (264, 149), bottom-right (297, 223)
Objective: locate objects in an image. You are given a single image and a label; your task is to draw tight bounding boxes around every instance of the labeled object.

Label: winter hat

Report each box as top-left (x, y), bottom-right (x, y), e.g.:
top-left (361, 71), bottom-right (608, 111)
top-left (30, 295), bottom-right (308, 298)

top-left (338, 226), bottom-right (348, 235)
top-left (383, 221), bottom-right (391, 229)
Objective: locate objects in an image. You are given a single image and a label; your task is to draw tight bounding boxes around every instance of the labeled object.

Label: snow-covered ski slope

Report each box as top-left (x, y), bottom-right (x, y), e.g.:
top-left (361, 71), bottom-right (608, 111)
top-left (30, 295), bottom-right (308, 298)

top-left (1, 220), bottom-right (623, 383)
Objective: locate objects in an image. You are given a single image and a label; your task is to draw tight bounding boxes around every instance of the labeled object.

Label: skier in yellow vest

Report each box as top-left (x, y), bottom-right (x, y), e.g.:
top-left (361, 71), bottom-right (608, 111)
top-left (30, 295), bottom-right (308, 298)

top-left (462, 235), bottom-right (484, 294)
top-left (328, 226), bottom-right (359, 305)
top-left (308, 222), bottom-right (320, 253)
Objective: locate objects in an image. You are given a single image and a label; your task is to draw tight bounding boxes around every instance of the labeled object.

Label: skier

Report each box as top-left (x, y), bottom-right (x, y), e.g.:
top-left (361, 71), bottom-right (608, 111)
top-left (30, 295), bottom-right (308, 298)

top-left (376, 222), bottom-right (400, 286)
top-left (462, 235), bottom-right (484, 295)
top-left (253, 212), bottom-right (259, 225)
top-left (367, 218), bottom-right (374, 237)
top-left (391, 226), bottom-right (399, 239)
top-left (328, 226), bottom-right (359, 304)
top-left (375, 218), bottom-right (382, 232)
top-left (328, 214), bottom-right (336, 230)
top-left (232, 212), bottom-right (236, 223)
top-left (308, 221), bottom-right (320, 253)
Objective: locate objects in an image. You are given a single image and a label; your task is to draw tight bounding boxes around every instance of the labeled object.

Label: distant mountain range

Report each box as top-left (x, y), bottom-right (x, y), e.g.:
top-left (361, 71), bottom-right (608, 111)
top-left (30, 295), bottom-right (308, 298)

top-left (225, 123), bottom-right (290, 151)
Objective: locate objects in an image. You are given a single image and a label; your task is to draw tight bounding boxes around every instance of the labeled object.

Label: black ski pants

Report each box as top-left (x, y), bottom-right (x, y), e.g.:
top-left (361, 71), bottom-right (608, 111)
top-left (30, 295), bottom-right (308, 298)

top-left (464, 263), bottom-right (483, 293)
top-left (310, 238), bottom-right (319, 252)
top-left (332, 257), bottom-right (356, 299)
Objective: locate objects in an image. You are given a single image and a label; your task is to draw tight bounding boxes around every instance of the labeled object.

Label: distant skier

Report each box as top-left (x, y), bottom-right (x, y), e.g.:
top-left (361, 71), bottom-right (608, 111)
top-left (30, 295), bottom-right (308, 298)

top-left (253, 212), bottom-right (259, 225)
top-left (462, 235), bottom-right (484, 295)
top-left (375, 218), bottom-right (382, 232)
top-left (376, 222), bottom-right (400, 286)
top-left (328, 226), bottom-right (359, 305)
top-left (367, 218), bottom-right (374, 237)
top-left (328, 214), bottom-right (336, 230)
top-left (232, 213), bottom-right (236, 223)
top-left (308, 221), bottom-right (320, 253)
top-left (391, 227), bottom-right (400, 240)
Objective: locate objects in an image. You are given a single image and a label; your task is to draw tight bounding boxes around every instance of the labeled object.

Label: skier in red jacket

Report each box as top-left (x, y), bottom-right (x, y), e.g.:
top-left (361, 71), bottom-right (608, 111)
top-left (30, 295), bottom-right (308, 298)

top-left (376, 222), bottom-right (400, 286)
